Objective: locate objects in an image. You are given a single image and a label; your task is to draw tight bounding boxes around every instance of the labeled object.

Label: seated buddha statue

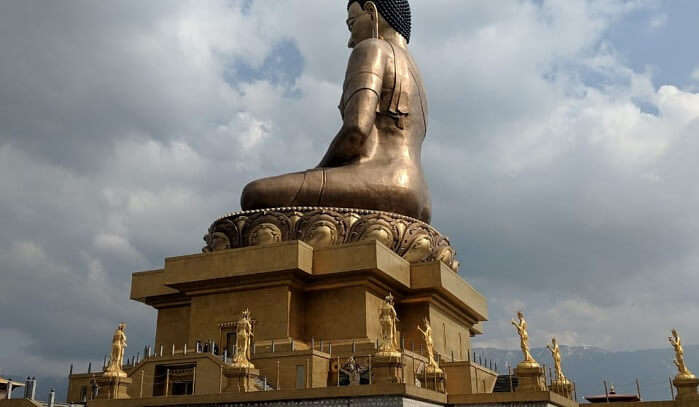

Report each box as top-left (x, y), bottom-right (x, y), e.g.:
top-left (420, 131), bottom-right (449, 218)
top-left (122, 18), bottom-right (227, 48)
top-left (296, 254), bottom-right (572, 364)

top-left (241, 0), bottom-right (432, 223)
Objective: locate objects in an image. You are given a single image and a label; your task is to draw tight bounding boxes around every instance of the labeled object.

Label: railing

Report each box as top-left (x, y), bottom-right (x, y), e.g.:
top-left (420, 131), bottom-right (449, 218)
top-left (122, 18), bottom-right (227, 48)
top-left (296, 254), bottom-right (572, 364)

top-left (73, 339), bottom-right (521, 397)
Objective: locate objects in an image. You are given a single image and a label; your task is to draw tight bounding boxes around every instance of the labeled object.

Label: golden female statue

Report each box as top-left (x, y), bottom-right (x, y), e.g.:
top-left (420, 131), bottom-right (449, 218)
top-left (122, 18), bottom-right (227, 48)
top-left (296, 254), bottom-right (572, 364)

top-left (418, 317), bottom-right (441, 372)
top-left (546, 337), bottom-right (566, 382)
top-left (232, 309), bottom-right (255, 368)
top-left (669, 329), bottom-right (695, 378)
top-left (104, 323), bottom-right (127, 377)
top-left (241, 0), bottom-right (432, 223)
top-left (377, 293), bottom-right (400, 356)
top-left (512, 312), bottom-right (537, 366)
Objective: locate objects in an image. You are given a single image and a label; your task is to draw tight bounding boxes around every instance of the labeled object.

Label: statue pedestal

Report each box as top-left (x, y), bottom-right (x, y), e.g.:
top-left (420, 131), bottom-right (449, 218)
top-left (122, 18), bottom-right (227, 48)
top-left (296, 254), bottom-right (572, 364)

top-left (131, 237), bottom-right (488, 392)
top-left (549, 379), bottom-right (573, 399)
top-left (95, 376), bottom-right (132, 400)
top-left (123, 218), bottom-right (489, 400)
top-left (372, 354), bottom-right (403, 385)
top-left (223, 366), bottom-right (261, 393)
top-left (673, 376), bottom-right (699, 400)
top-left (515, 363), bottom-right (546, 392)
top-left (423, 366), bottom-right (445, 393)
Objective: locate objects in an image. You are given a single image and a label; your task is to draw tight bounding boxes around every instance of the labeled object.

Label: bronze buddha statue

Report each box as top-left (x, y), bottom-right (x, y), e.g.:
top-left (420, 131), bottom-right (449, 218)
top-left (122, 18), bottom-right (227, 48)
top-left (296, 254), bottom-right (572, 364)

top-left (241, 0), bottom-right (432, 223)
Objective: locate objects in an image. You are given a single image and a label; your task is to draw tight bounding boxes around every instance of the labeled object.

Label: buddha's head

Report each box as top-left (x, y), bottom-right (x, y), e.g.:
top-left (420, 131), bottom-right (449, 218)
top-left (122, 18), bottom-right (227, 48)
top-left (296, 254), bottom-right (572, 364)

top-left (346, 0), bottom-right (411, 48)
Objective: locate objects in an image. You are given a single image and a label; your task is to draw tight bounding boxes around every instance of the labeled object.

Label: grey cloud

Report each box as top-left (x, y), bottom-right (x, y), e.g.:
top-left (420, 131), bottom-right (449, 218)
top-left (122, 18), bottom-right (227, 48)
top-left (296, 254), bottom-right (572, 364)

top-left (0, 0), bottom-right (271, 171)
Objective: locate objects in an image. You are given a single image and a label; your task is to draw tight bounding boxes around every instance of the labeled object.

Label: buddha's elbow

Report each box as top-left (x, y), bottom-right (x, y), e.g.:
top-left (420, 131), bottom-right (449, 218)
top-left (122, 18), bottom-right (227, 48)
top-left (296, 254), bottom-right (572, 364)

top-left (340, 124), bottom-right (371, 151)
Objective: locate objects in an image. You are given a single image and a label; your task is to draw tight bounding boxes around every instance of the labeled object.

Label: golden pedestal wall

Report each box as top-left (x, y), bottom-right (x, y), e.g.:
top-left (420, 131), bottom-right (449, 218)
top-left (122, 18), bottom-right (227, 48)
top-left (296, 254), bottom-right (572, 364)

top-left (372, 355), bottom-right (404, 385)
top-left (514, 364), bottom-right (547, 393)
top-left (222, 367), bottom-right (261, 393)
top-left (132, 239), bottom-right (487, 369)
top-left (94, 377), bottom-right (131, 401)
top-left (442, 361), bottom-right (498, 395)
top-left (67, 239), bottom-right (491, 404)
top-left (549, 379), bottom-right (573, 400)
top-left (674, 376), bottom-right (699, 401)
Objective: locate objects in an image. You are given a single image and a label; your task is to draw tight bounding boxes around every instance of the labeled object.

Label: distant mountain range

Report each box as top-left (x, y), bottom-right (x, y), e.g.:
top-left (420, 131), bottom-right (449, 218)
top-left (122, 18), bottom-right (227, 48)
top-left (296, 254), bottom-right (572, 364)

top-left (473, 345), bottom-right (699, 402)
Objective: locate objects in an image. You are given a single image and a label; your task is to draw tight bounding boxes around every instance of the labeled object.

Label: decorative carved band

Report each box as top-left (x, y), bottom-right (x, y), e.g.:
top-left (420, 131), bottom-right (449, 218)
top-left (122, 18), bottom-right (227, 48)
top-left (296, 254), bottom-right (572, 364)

top-left (203, 207), bottom-right (458, 271)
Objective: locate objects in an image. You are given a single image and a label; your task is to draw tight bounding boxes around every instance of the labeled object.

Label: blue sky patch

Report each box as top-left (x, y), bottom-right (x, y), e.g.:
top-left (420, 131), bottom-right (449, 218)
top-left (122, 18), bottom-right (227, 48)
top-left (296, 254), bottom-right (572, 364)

top-left (224, 39), bottom-right (305, 98)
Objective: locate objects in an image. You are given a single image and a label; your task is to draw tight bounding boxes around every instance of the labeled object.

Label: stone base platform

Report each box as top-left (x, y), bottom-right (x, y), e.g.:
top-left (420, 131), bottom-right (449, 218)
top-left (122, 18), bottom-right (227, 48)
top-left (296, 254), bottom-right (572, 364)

top-left (95, 376), bottom-right (132, 400)
top-left (449, 390), bottom-right (578, 407)
top-left (515, 365), bottom-right (546, 393)
top-left (223, 367), bottom-right (261, 393)
top-left (422, 369), bottom-right (445, 393)
top-left (373, 355), bottom-right (404, 385)
top-left (674, 376), bottom-right (699, 400)
top-left (69, 216), bottom-right (493, 406)
top-left (549, 379), bottom-right (573, 400)
top-left (203, 207), bottom-right (459, 271)
top-left (85, 384), bottom-right (448, 407)
top-left (129, 239), bottom-right (488, 394)
top-left (442, 360), bottom-right (498, 395)
top-left (83, 385), bottom-right (579, 407)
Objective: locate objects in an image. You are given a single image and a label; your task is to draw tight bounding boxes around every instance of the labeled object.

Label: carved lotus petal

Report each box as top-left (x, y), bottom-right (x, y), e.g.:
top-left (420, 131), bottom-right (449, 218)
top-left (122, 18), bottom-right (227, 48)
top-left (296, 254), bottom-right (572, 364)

top-left (248, 223), bottom-right (282, 246)
top-left (204, 207), bottom-right (458, 271)
top-left (403, 235), bottom-right (433, 263)
top-left (302, 221), bottom-right (337, 248)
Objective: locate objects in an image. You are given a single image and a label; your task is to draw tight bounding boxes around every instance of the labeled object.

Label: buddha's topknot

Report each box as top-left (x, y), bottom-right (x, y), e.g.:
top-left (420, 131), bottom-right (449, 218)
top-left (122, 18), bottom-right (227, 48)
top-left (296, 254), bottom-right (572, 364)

top-left (348, 0), bottom-right (412, 43)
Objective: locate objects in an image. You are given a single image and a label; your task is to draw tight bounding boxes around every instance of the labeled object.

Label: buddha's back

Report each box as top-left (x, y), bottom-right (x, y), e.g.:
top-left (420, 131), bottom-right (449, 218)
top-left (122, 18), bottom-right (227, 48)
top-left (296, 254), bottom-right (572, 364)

top-left (317, 39), bottom-right (431, 221)
top-left (350, 40), bottom-right (428, 164)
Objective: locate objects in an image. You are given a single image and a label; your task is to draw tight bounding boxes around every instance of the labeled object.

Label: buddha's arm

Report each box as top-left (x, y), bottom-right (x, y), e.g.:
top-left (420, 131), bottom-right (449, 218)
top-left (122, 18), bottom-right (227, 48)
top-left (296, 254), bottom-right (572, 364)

top-left (318, 39), bottom-right (387, 167)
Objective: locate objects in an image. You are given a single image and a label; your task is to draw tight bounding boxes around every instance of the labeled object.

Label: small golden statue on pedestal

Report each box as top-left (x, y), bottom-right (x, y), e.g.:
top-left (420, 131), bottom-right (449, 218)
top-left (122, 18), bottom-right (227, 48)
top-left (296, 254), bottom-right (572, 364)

top-left (417, 318), bottom-right (442, 373)
top-left (669, 329), bottom-right (699, 400)
top-left (670, 329), bottom-right (695, 379)
top-left (232, 309), bottom-right (255, 368)
top-left (373, 293), bottom-right (404, 384)
top-left (377, 293), bottom-right (401, 357)
top-left (222, 308), bottom-right (261, 393)
top-left (104, 323), bottom-right (128, 378)
top-left (547, 337), bottom-right (573, 398)
top-left (512, 312), bottom-right (546, 392)
top-left (512, 312), bottom-right (538, 368)
top-left (546, 338), bottom-right (567, 383)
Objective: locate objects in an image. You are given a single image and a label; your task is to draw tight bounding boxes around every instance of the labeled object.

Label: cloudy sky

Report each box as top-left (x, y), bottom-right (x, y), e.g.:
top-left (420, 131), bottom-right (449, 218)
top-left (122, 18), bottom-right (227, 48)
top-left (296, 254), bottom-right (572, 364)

top-left (1, 0), bottom-right (699, 396)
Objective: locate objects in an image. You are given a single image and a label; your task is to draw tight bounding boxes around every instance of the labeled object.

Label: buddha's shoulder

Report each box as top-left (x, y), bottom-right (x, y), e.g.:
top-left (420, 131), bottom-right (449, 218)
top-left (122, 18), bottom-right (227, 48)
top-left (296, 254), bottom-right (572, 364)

top-left (350, 38), bottom-right (394, 59)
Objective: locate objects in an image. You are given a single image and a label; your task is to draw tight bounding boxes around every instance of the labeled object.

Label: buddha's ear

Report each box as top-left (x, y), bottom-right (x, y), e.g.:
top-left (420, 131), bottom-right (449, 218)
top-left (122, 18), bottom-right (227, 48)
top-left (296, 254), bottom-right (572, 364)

top-left (364, 1), bottom-right (380, 39)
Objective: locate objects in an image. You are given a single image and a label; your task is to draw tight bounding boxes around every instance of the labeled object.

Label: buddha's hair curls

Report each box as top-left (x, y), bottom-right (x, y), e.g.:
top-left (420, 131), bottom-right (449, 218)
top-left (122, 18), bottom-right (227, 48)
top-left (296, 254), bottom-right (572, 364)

top-left (348, 0), bottom-right (411, 43)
